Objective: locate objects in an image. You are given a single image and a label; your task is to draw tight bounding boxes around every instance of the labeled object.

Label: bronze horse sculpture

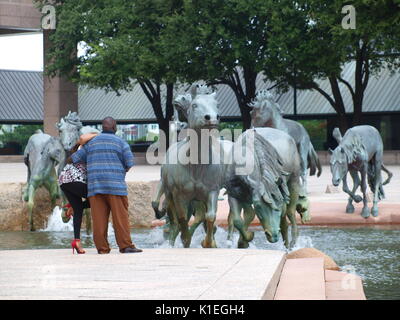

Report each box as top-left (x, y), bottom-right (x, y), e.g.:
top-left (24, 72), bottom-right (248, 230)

top-left (156, 85), bottom-right (229, 248)
top-left (249, 90), bottom-right (321, 194)
top-left (23, 131), bottom-right (64, 230)
top-left (225, 127), bottom-right (306, 249)
top-left (329, 125), bottom-right (392, 218)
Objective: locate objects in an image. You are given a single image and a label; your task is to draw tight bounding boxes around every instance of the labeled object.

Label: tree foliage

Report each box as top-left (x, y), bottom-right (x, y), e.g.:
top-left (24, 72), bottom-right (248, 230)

top-left (0, 125), bottom-right (43, 153)
top-left (265, 0), bottom-right (400, 130)
top-left (37, 0), bottom-right (400, 132)
top-left (37, 0), bottom-right (185, 140)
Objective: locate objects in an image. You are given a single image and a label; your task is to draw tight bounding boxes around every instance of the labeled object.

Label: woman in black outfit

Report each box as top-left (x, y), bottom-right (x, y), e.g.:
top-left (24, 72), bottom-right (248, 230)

top-left (59, 143), bottom-right (89, 254)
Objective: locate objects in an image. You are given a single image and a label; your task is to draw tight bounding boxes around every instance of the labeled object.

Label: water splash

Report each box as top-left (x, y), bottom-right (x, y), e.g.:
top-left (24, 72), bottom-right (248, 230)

top-left (290, 235), bottom-right (314, 251)
top-left (41, 206), bottom-right (74, 232)
top-left (40, 206), bottom-right (115, 237)
top-left (137, 225), bottom-right (315, 251)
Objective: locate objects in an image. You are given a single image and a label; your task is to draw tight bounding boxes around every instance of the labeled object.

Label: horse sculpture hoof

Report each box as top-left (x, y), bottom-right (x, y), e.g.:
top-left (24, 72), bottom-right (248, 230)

top-left (237, 239), bottom-right (249, 249)
top-left (201, 239), bottom-right (217, 248)
top-left (246, 231), bottom-right (254, 242)
top-left (354, 195), bottom-right (363, 203)
top-left (361, 207), bottom-right (370, 219)
top-left (371, 207), bottom-right (379, 217)
top-left (345, 204), bottom-right (355, 214)
top-left (300, 212), bottom-right (311, 223)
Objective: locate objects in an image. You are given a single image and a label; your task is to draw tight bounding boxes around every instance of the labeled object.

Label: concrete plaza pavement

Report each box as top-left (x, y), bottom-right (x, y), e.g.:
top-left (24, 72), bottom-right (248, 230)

top-left (0, 248), bottom-right (285, 300)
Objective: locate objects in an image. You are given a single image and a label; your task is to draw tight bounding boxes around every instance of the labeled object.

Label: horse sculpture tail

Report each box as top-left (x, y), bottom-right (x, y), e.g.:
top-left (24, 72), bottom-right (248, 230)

top-left (367, 163), bottom-right (393, 201)
top-left (382, 164), bottom-right (393, 186)
top-left (307, 142), bottom-right (322, 177)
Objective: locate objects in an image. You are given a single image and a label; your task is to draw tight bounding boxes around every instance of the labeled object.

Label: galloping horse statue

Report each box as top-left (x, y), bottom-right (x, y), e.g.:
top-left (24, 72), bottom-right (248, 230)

top-left (225, 127), bottom-right (305, 249)
top-left (249, 90), bottom-right (321, 194)
top-left (23, 130), bottom-right (64, 230)
top-left (329, 125), bottom-right (392, 218)
top-left (155, 85), bottom-right (229, 248)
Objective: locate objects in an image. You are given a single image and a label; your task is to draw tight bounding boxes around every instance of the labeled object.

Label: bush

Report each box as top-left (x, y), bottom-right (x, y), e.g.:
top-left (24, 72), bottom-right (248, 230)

top-left (0, 125), bottom-right (43, 154)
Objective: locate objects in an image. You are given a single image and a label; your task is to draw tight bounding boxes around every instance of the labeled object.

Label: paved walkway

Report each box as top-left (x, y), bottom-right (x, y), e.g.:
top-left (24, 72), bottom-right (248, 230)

top-left (0, 248), bottom-right (285, 300)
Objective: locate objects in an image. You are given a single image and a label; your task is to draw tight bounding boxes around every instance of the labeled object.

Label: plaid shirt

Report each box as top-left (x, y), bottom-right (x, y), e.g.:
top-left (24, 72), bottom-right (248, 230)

top-left (71, 132), bottom-right (134, 197)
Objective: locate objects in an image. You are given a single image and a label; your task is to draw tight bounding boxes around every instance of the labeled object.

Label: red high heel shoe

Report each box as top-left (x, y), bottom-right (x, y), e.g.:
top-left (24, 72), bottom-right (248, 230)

top-left (71, 239), bottom-right (85, 254)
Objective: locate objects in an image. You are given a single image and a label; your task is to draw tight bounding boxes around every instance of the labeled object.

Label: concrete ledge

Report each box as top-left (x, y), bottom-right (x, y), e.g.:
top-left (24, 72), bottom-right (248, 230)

top-left (0, 248), bottom-right (286, 300)
top-left (296, 202), bottom-right (400, 225)
top-left (274, 258), bottom-right (326, 300)
top-left (0, 181), bottom-right (159, 231)
top-left (0, 155), bottom-right (24, 163)
top-left (214, 200), bottom-right (400, 227)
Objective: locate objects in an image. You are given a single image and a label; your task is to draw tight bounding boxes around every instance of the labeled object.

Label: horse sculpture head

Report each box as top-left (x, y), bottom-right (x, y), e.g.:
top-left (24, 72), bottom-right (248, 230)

top-left (249, 90), bottom-right (282, 128)
top-left (329, 146), bottom-right (348, 186)
top-left (329, 127), bottom-right (348, 186)
top-left (56, 111), bottom-right (83, 150)
top-left (41, 137), bottom-right (64, 165)
top-left (174, 85), bottom-right (220, 130)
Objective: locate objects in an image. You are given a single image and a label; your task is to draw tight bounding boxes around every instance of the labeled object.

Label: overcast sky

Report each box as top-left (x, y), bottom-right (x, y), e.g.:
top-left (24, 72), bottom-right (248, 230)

top-left (0, 33), bottom-right (44, 71)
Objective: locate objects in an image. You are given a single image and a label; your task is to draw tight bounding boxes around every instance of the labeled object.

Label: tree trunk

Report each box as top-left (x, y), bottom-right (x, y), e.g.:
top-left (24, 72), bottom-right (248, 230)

top-left (336, 113), bottom-right (349, 134)
top-left (139, 81), bottom-right (175, 149)
top-left (227, 67), bottom-right (257, 130)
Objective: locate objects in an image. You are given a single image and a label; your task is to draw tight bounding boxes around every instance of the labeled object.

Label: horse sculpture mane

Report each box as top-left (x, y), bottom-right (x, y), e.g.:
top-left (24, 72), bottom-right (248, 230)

top-left (340, 133), bottom-right (368, 163)
top-left (250, 90), bottom-right (282, 115)
top-left (227, 131), bottom-right (290, 210)
top-left (63, 111), bottom-right (83, 128)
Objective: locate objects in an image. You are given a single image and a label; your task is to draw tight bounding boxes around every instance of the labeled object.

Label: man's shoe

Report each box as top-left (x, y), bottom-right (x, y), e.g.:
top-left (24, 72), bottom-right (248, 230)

top-left (120, 247), bottom-right (143, 253)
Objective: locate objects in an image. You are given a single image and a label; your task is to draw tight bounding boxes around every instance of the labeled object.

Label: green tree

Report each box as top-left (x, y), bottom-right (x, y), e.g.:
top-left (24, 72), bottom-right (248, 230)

top-left (38, 0), bottom-right (185, 143)
top-left (163, 0), bottom-right (277, 129)
top-left (265, 0), bottom-right (400, 131)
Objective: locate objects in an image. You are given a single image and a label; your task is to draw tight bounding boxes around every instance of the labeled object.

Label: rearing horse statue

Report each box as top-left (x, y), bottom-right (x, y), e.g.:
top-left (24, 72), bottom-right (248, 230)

top-left (329, 125), bottom-right (392, 218)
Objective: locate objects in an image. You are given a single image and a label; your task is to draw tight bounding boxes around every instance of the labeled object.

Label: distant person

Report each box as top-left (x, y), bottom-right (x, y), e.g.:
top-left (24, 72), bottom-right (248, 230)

top-left (70, 117), bottom-right (142, 254)
top-left (60, 133), bottom-right (97, 254)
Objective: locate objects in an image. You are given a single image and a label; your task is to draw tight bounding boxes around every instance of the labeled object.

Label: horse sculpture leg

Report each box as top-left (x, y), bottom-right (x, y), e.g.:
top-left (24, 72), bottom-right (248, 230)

top-left (296, 196), bottom-right (310, 223)
top-left (280, 210), bottom-right (289, 249)
top-left (299, 142), bottom-right (309, 194)
top-left (238, 204), bottom-right (255, 248)
top-left (227, 197), bottom-right (254, 248)
top-left (189, 201), bottom-right (205, 237)
top-left (201, 191), bottom-right (218, 248)
top-left (173, 195), bottom-right (191, 248)
top-left (45, 171), bottom-right (61, 205)
top-left (360, 165), bottom-right (370, 218)
top-left (165, 197), bottom-right (180, 246)
top-left (26, 183), bottom-right (36, 231)
top-left (371, 156), bottom-right (383, 217)
top-left (227, 208), bottom-right (235, 244)
top-left (286, 179), bottom-right (300, 249)
top-left (84, 209), bottom-right (92, 234)
top-left (345, 170), bottom-right (361, 213)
